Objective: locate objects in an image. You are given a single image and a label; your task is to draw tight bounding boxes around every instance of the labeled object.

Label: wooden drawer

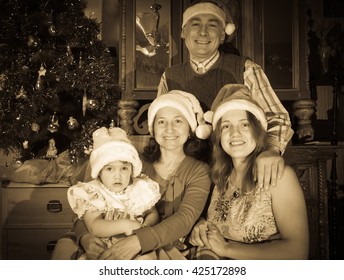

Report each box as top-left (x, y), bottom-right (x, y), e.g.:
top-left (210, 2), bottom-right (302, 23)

top-left (3, 228), bottom-right (70, 260)
top-left (2, 184), bottom-right (74, 227)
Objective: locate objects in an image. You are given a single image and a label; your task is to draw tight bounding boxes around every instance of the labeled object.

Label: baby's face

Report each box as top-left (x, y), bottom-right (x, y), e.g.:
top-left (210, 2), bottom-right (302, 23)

top-left (99, 160), bottom-right (132, 193)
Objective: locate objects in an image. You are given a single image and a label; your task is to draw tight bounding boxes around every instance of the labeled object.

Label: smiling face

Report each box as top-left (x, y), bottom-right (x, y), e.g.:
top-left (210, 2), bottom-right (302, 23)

top-left (153, 106), bottom-right (190, 152)
top-left (99, 160), bottom-right (132, 193)
top-left (219, 110), bottom-right (257, 161)
top-left (181, 13), bottom-right (225, 62)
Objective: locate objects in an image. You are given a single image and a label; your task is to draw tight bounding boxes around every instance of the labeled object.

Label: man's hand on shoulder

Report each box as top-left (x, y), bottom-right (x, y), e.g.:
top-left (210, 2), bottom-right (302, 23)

top-left (254, 147), bottom-right (285, 190)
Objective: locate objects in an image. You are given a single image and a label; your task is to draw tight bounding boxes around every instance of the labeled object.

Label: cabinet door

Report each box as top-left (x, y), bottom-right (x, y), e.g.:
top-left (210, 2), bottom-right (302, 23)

top-left (120, 0), bottom-right (185, 100)
top-left (241, 0), bottom-right (307, 100)
top-left (3, 228), bottom-right (70, 260)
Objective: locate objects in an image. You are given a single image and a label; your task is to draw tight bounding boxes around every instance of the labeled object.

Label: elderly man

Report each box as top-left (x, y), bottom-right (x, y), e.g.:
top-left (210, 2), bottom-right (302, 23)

top-left (157, 0), bottom-right (294, 189)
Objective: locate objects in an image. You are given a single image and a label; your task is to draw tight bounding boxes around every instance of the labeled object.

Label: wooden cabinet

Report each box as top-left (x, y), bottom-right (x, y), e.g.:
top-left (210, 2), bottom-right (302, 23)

top-left (284, 144), bottom-right (341, 259)
top-left (1, 182), bottom-right (74, 260)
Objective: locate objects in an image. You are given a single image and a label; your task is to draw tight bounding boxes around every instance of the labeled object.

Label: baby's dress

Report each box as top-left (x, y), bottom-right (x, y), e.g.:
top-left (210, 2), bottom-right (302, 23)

top-left (194, 185), bottom-right (280, 259)
top-left (67, 174), bottom-right (161, 256)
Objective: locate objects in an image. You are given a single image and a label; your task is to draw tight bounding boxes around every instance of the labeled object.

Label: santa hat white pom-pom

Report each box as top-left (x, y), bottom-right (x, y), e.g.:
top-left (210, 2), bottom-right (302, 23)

top-left (195, 123), bottom-right (212, 139)
top-left (203, 111), bottom-right (214, 124)
top-left (225, 23), bottom-right (236, 35)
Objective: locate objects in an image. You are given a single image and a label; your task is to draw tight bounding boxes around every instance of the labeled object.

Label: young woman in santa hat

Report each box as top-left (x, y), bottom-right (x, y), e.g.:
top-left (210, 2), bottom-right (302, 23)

top-left (189, 84), bottom-right (309, 260)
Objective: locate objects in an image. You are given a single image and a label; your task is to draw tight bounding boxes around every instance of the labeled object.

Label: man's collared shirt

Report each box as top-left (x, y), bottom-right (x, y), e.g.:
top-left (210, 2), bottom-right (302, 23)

top-left (190, 51), bottom-right (220, 74)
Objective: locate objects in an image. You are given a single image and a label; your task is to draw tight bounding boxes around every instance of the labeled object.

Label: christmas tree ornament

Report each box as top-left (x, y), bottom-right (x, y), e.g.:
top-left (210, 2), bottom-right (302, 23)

top-left (46, 138), bottom-right (58, 159)
top-left (48, 23), bottom-right (57, 36)
top-left (35, 75), bottom-right (43, 91)
top-left (22, 140), bottom-right (29, 149)
top-left (67, 116), bottom-right (79, 130)
top-left (31, 122), bottom-right (40, 132)
top-left (82, 89), bottom-right (87, 116)
top-left (84, 144), bottom-right (93, 155)
top-left (35, 64), bottom-right (46, 91)
top-left (109, 119), bottom-right (116, 128)
top-left (14, 159), bottom-right (23, 168)
top-left (66, 44), bottom-right (74, 65)
top-left (27, 35), bottom-right (40, 48)
top-left (47, 112), bottom-right (59, 133)
top-left (87, 99), bottom-right (99, 111)
top-left (0, 73), bottom-right (7, 91)
top-left (16, 86), bottom-right (28, 100)
top-left (78, 50), bottom-right (84, 68)
top-left (38, 64), bottom-right (47, 77)
top-left (22, 65), bottom-right (30, 74)
top-left (45, 11), bottom-right (57, 37)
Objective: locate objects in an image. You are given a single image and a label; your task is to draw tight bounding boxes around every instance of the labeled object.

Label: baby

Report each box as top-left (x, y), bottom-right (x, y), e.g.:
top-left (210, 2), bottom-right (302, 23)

top-left (67, 127), bottom-right (161, 259)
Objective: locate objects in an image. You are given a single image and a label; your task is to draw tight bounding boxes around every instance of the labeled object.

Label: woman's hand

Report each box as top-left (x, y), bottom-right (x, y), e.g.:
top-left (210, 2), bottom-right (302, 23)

top-left (99, 235), bottom-right (141, 260)
top-left (189, 218), bottom-right (212, 248)
top-left (80, 233), bottom-right (107, 260)
top-left (254, 147), bottom-right (285, 190)
top-left (207, 228), bottom-right (228, 257)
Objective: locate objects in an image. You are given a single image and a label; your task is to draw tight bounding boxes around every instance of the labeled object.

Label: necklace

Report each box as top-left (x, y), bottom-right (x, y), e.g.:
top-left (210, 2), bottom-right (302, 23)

top-left (228, 179), bottom-right (241, 199)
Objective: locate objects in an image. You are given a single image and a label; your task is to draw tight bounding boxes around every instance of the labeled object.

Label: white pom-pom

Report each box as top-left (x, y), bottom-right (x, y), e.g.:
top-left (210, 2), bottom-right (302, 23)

top-left (195, 124), bottom-right (212, 139)
top-left (203, 111), bottom-right (214, 124)
top-left (225, 23), bottom-right (236, 35)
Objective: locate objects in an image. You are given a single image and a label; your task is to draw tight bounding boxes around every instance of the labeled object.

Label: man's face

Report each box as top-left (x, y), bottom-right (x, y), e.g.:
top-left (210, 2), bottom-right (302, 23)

top-left (181, 13), bottom-right (225, 62)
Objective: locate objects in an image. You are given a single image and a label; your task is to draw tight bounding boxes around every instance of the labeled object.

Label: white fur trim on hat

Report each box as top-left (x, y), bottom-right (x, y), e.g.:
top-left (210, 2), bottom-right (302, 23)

top-left (90, 127), bottom-right (142, 179)
top-left (204, 84), bottom-right (268, 131)
top-left (182, 2), bottom-right (236, 35)
top-left (212, 99), bottom-right (268, 131)
top-left (148, 90), bottom-right (212, 139)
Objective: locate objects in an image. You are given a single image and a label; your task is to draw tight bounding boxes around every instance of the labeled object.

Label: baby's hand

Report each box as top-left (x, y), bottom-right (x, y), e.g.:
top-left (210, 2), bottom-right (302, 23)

top-left (123, 220), bottom-right (142, 236)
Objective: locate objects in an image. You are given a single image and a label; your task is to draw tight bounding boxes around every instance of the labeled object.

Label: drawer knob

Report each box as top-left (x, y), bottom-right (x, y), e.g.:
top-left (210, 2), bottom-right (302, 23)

top-left (47, 200), bottom-right (62, 213)
top-left (47, 241), bottom-right (57, 253)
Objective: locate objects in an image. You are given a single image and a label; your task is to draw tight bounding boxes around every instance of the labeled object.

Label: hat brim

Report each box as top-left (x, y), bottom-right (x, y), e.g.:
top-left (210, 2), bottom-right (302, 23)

top-left (148, 96), bottom-right (197, 135)
top-left (90, 141), bottom-right (142, 179)
top-left (212, 99), bottom-right (268, 131)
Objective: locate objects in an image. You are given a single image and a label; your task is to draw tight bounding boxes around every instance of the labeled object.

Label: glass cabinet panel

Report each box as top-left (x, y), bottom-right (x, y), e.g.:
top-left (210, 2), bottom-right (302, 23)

top-left (263, 0), bottom-right (293, 89)
top-left (241, 0), bottom-right (307, 100)
top-left (120, 0), bottom-right (183, 100)
top-left (135, 0), bottom-right (170, 89)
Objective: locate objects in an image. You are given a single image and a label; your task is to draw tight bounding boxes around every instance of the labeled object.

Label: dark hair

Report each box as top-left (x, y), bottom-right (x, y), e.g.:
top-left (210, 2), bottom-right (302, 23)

top-left (210, 111), bottom-right (267, 194)
top-left (142, 134), bottom-right (211, 163)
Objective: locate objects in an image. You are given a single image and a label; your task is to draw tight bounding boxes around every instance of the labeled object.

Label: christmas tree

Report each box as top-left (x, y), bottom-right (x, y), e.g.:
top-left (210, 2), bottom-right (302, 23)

top-left (0, 0), bottom-right (120, 163)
